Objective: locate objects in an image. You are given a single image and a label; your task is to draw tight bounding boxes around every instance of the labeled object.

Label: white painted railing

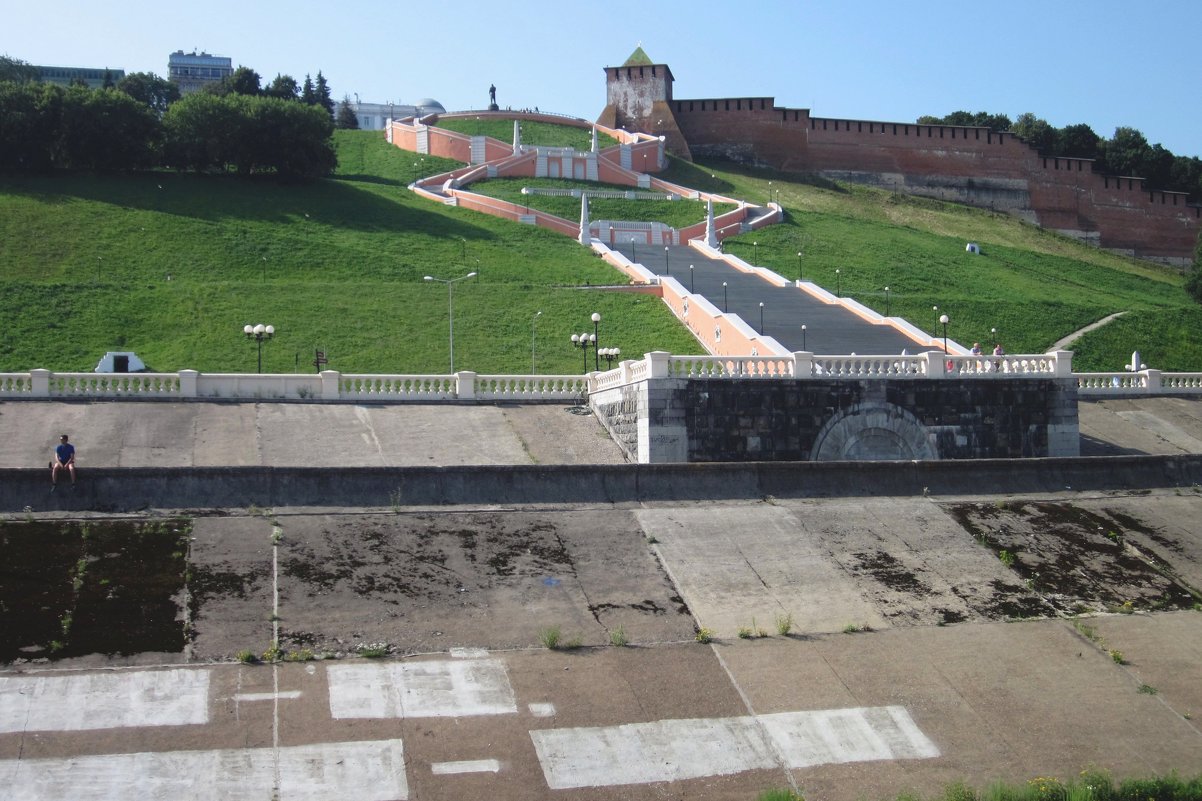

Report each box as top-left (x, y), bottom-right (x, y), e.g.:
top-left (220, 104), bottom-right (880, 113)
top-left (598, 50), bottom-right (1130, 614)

top-left (6, 353), bottom-right (1201, 402)
top-left (1076, 370), bottom-right (1202, 396)
top-left (0, 369), bottom-right (588, 402)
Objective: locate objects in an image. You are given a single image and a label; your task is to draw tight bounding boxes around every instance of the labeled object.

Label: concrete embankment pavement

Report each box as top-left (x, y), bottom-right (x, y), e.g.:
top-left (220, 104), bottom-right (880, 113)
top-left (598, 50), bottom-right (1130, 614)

top-left (3, 397), bottom-right (1202, 800)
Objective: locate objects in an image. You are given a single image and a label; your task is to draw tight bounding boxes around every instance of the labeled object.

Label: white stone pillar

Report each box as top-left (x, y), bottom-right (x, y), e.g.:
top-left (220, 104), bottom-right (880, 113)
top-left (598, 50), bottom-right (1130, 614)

top-left (619, 359), bottom-right (635, 385)
top-left (31, 369), bottom-right (50, 398)
top-left (1143, 369), bottom-right (1163, 392)
top-left (646, 351), bottom-right (672, 379)
top-left (457, 371), bottom-right (477, 400)
top-left (925, 352), bottom-right (947, 377)
top-left (792, 352), bottom-right (814, 378)
top-left (179, 369), bottom-right (198, 398)
top-left (704, 199), bottom-right (718, 248)
top-left (579, 195), bottom-right (591, 245)
top-left (512, 120), bottom-right (522, 155)
top-left (1050, 350), bottom-right (1074, 377)
top-left (320, 370), bottom-right (341, 400)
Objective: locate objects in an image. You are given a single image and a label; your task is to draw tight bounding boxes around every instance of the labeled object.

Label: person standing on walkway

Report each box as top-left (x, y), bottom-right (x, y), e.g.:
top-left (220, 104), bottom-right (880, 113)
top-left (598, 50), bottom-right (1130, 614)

top-left (52, 433), bottom-right (76, 490)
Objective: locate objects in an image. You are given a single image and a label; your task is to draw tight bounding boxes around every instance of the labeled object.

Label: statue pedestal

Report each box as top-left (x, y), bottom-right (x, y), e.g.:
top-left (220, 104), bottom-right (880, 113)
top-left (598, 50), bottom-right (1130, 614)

top-left (488, 103), bottom-right (499, 111)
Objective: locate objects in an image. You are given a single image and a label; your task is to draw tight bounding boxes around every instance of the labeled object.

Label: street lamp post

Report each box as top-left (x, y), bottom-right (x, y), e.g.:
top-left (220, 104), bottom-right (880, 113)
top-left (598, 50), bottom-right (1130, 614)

top-left (933, 305), bottom-right (940, 329)
top-left (243, 323), bottom-right (275, 374)
top-left (940, 314), bottom-right (950, 354)
top-left (689, 265), bottom-right (694, 293)
top-left (801, 324), bottom-right (807, 351)
top-left (570, 332), bottom-right (596, 373)
top-left (759, 302), bottom-right (765, 334)
top-left (885, 286), bottom-right (891, 317)
top-left (797, 251), bottom-right (803, 282)
top-left (599, 347), bottom-right (621, 368)
top-left (836, 268), bottom-right (841, 297)
top-left (591, 312), bottom-right (601, 371)
top-left (753, 241), bottom-right (758, 266)
top-left (424, 271), bottom-right (477, 373)
top-left (664, 246), bottom-right (670, 276)
top-left (531, 310), bottom-right (542, 374)
top-left (722, 281), bottom-right (728, 312)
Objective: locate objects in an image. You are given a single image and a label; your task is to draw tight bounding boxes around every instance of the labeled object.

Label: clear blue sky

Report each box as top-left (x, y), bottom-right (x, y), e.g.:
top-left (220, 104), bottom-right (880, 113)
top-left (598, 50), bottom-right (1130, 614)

top-left (9, 0), bottom-right (1200, 157)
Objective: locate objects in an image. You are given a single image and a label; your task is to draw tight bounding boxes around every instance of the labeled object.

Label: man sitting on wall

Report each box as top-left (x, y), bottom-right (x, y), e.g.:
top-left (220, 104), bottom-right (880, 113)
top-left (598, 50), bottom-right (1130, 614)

top-left (51, 433), bottom-right (76, 490)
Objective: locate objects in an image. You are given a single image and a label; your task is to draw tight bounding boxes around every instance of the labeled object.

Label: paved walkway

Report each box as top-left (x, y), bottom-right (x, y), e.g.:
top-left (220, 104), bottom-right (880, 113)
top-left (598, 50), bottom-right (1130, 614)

top-left (3, 397), bottom-right (1202, 470)
top-left (614, 243), bottom-right (925, 354)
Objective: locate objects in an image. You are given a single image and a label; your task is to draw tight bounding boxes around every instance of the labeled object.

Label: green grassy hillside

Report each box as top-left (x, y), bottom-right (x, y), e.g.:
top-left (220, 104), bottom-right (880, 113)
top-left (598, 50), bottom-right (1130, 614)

top-left (0, 125), bottom-right (1197, 374)
top-left (0, 131), bottom-right (701, 374)
top-left (668, 160), bottom-right (1199, 370)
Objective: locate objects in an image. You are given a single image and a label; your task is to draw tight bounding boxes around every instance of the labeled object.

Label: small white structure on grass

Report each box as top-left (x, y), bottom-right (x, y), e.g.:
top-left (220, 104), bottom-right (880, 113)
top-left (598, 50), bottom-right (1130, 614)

top-left (95, 351), bottom-right (146, 373)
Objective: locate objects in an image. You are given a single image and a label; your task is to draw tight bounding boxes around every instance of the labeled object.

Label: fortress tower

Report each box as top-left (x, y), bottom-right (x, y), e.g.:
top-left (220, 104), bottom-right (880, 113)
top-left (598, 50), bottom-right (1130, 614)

top-left (597, 48), bottom-right (691, 160)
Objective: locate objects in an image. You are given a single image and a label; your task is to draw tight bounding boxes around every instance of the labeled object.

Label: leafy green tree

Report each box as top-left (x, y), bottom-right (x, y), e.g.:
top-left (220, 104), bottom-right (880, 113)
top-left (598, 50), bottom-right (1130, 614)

top-left (0, 81), bottom-right (62, 170)
top-left (254, 97), bottom-right (337, 178)
top-left (300, 74), bottom-right (316, 105)
top-left (1099, 126), bottom-right (1151, 177)
top-left (916, 111), bottom-right (1010, 131)
top-left (117, 71), bottom-right (180, 115)
top-left (0, 54), bottom-right (40, 83)
top-left (163, 92), bottom-right (334, 179)
top-left (265, 74), bottom-right (298, 100)
top-left (1011, 113), bottom-right (1057, 154)
top-left (163, 92), bottom-right (244, 172)
top-left (56, 86), bottom-right (159, 170)
top-left (228, 66), bottom-right (262, 96)
top-left (1056, 123), bottom-right (1100, 160)
top-left (336, 96), bottom-right (359, 129)
top-left (102, 69), bottom-right (116, 89)
top-left (314, 71), bottom-right (334, 117)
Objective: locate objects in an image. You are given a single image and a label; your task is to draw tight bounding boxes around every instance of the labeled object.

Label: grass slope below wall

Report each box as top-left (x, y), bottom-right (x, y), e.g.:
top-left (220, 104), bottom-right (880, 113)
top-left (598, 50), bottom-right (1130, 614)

top-left (0, 131), bottom-right (701, 373)
top-left (664, 158), bottom-right (1198, 371)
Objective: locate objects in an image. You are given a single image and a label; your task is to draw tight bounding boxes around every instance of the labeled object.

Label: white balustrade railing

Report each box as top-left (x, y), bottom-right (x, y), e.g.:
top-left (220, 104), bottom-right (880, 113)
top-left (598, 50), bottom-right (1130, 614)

top-left (666, 355), bottom-right (795, 378)
top-left (49, 372), bottom-right (182, 397)
top-left (811, 355), bottom-right (927, 377)
top-left (340, 374), bottom-right (457, 401)
top-left (1076, 370), bottom-right (1202, 396)
top-left (6, 352), bottom-right (1201, 403)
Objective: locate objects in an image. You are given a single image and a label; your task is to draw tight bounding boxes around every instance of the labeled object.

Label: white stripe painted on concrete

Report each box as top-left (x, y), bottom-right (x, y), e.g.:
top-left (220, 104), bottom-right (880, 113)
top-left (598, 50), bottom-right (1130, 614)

top-left (758, 706), bottom-right (939, 768)
top-left (532, 716), bottom-right (777, 789)
top-left (431, 759), bottom-right (501, 775)
top-left (530, 706), bottom-right (939, 790)
top-left (528, 702), bottom-right (557, 717)
top-left (0, 669), bottom-right (210, 734)
top-left (0, 740), bottom-right (408, 801)
top-left (449, 647), bottom-right (489, 659)
top-left (327, 659), bottom-right (517, 719)
top-left (233, 690), bottom-right (302, 702)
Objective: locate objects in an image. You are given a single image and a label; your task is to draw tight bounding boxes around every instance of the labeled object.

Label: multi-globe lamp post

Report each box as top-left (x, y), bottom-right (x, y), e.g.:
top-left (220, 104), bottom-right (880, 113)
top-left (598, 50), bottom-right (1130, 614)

top-left (598, 347), bottom-right (621, 368)
top-left (570, 331), bottom-right (596, 373)
top-left (243, 323), bottom-right (274, 373)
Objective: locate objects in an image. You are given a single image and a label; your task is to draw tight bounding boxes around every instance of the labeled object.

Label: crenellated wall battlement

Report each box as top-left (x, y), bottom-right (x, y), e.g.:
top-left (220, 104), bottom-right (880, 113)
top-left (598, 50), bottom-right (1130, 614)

top-left (601, 57), bottom-right (1200, 265)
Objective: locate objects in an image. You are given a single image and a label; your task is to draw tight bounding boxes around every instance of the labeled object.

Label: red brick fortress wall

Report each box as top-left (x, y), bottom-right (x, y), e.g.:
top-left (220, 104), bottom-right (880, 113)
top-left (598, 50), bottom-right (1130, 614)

top-left (657, 96), bottom-right (1199, 265)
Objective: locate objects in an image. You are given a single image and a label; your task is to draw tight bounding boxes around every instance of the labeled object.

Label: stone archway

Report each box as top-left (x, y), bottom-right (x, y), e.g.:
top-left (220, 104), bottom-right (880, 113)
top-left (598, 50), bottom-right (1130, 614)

top-left (810, 402), bottom-right (938, 461)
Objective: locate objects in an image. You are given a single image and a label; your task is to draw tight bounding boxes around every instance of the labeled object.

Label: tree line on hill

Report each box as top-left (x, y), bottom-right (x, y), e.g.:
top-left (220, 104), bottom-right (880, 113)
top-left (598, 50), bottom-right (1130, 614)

top-left (0, 54), bottom-right (347, 179)
top-left (918, 110), bottom-right (1202, 203)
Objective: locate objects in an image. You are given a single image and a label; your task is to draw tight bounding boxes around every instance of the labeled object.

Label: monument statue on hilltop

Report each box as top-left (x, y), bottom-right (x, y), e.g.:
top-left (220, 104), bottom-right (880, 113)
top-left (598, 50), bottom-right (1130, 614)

top-left (488, 83), bottom-right (498, 111)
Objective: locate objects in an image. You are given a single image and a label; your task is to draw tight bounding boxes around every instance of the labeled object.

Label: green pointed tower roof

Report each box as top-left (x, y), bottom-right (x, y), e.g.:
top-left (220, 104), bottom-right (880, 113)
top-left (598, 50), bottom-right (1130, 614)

top-left (623, 47), bottom-right (654, 67)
